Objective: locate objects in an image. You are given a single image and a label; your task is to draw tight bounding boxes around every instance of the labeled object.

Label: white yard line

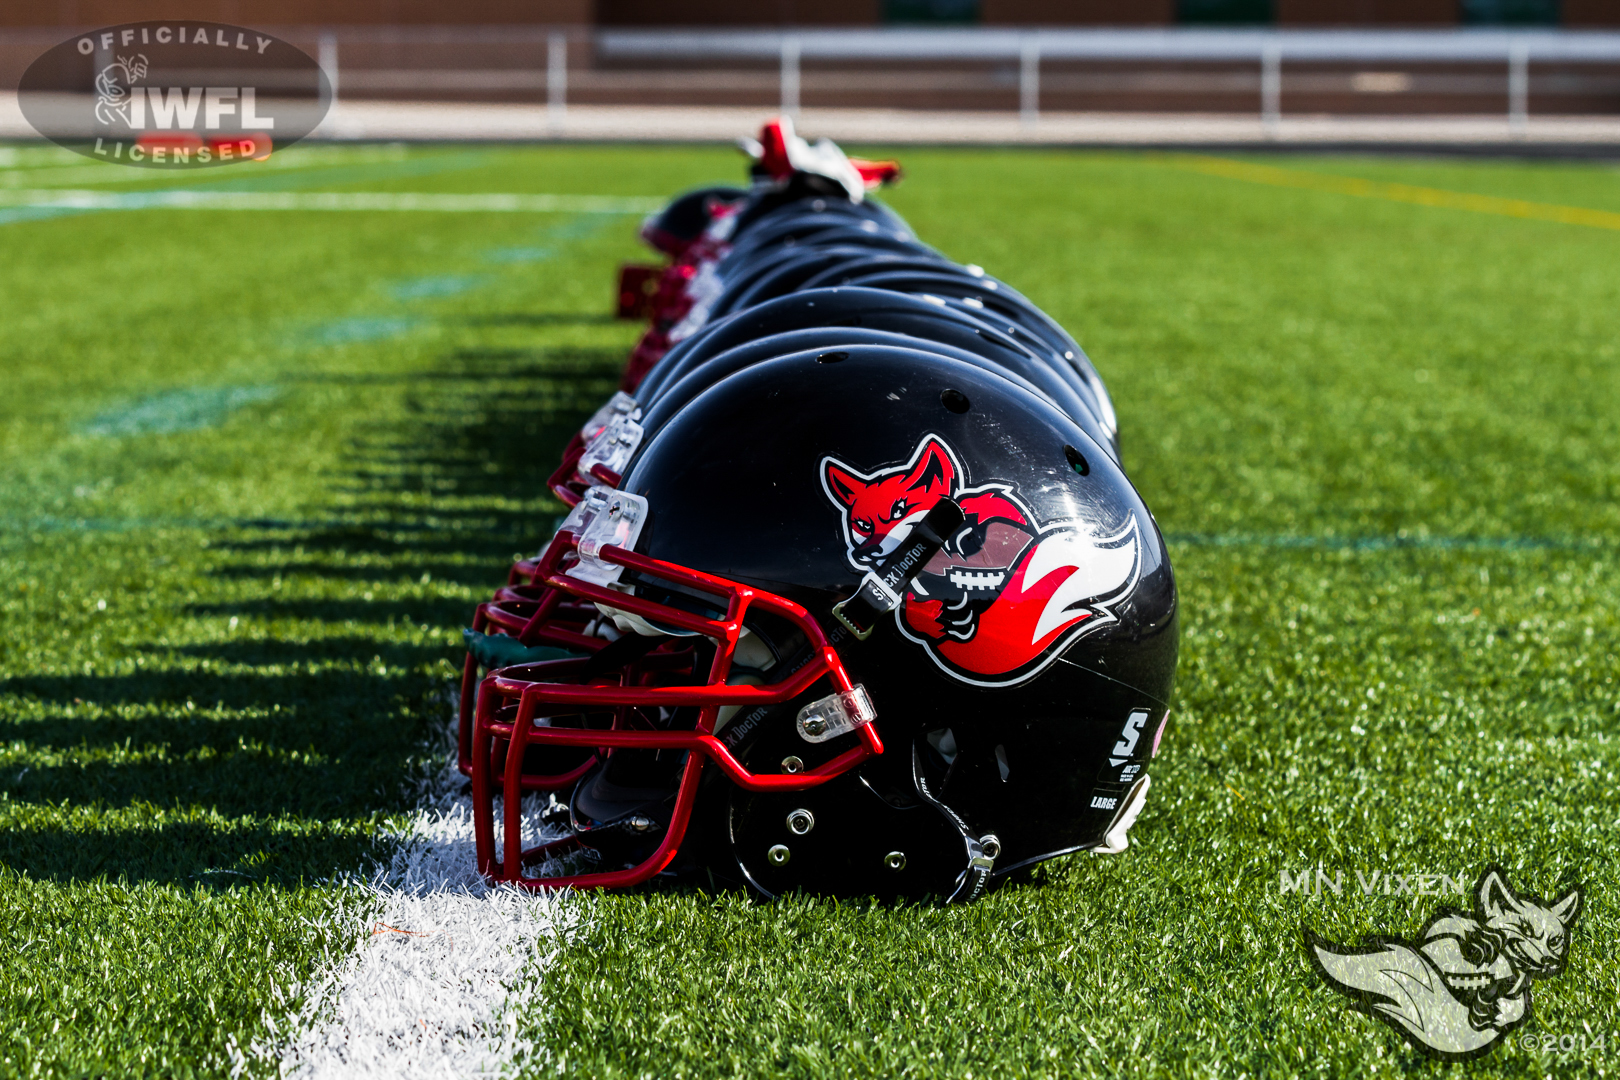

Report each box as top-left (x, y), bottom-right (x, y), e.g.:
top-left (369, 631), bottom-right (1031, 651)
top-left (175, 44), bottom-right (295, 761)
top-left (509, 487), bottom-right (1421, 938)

top-left (0, 145), bottom-right (414, 187)
top-left (0, 189), bottom-right (661, 213)
top-left (234, 712), bottom-right (578, 1080)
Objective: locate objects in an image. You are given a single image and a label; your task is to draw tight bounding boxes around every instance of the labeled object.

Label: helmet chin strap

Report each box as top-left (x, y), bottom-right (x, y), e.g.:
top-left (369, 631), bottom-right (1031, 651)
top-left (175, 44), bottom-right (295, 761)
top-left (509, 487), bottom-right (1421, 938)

top-left (833, 497), bottom-right (965, 640)
top-left (910, 742), bottom-right (995, 904)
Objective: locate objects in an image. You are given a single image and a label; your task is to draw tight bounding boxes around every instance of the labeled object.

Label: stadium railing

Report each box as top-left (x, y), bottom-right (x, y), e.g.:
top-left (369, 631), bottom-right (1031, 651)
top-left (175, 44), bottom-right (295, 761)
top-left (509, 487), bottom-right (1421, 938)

top-left (595, 28), bottom-right (1620, 130)
top-left (5, 26), bottom-right (1620, 130)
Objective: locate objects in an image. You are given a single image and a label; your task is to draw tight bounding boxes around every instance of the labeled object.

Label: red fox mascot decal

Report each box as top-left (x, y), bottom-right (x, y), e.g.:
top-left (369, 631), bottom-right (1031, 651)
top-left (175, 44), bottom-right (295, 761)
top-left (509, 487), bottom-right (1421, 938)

top-left (821, 434), bottom-right (1141, 686)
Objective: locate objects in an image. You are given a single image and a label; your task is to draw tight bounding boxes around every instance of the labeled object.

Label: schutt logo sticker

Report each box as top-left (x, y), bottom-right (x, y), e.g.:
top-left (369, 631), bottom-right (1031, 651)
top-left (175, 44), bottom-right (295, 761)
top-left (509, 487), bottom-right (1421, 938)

top-left (821, 434), bottom-right (1140, 687)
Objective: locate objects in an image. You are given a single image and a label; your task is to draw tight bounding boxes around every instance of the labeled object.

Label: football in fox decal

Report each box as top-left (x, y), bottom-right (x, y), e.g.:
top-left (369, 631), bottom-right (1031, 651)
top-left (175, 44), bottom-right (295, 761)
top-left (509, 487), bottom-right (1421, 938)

top-left (822, 434), bottom-right (1142, 686)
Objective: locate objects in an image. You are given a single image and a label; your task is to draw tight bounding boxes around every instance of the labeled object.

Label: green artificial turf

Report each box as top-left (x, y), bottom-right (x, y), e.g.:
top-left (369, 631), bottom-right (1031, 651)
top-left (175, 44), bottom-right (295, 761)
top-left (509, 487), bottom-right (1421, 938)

top-left (1, 142), bottom-right (1617, 1078)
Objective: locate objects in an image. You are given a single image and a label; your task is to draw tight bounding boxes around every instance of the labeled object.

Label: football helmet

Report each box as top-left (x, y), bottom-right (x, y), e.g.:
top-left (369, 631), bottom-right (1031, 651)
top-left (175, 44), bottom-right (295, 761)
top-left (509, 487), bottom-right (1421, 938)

top-left (633, 325), bottom-right (1090, 449)
top-left (637, 287), bottom-right (1111, 449)
top-left (639, 185), bottom-right (748, 257)
top-left (458, 119), bottom-right (1176, 902)
top-left (707, 245), bottom-right (948, 321)
top-left (466, 347), bottom-right (1175, 900)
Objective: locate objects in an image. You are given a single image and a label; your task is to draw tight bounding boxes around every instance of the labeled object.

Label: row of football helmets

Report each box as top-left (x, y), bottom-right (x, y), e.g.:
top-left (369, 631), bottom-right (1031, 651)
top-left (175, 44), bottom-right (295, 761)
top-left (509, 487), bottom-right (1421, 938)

top-left (456, 119), bottom-right (1178, 902)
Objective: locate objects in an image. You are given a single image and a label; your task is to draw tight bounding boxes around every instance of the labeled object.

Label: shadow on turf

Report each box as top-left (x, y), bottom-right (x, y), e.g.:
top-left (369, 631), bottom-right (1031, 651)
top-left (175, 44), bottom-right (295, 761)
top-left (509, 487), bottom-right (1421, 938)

top-left (0, 346), bottom-right (608, 887)
top-left (277, 345), bottom-right (628, 388)
top-left (204, 560), bottom-right (505, 588)
top-left (0, 818), bottom-right (385, 888)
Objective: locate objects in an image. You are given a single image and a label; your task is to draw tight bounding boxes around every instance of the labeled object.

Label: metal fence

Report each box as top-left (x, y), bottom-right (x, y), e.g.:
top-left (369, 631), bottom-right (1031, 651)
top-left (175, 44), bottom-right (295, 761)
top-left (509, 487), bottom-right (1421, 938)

top-left (7, 26), bottom-right (1620, 128)
top-left (595, 28), bottom-right (1620, 129)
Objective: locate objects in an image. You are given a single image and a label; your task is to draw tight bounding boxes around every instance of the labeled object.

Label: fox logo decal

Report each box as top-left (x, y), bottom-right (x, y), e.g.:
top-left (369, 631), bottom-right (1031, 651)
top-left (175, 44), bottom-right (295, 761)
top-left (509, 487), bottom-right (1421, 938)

top-left (1308, 868), bottom-right (1581, 1061)
top-left (821, 434), bottom-right (1140, 686)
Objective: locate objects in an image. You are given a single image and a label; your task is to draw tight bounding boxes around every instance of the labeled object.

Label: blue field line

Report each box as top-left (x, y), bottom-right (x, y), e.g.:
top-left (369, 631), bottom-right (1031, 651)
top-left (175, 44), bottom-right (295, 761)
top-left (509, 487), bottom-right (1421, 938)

top-left (0, 144), bottom-right (412, 188)
top-left (299, 317), bottom-right (426, 346)
top-left (0, 151), bottom-right (493, 227)
top-left (1164, 532), bottom-right (1614, 553)
top-left (308, 213), bottom-right (609, 338)
top-left (0, 204), bottom-right (83, 227)
top-left (80, 386), bottom-right (281, 437)
top-left (483, 214), bottom-right (616, 265)
top-left (0, 515), bottom-right (239, 535)
top-left (484, 246), bottom-right (555, 264)
top-left (0, 512), bottom-right (1613, 556)
top-left (168, 151), bottom-right (494, 194)
top-left (386, 275), bottom-right (489, 301)
top-left (0, 513), bottom-right (479, 539)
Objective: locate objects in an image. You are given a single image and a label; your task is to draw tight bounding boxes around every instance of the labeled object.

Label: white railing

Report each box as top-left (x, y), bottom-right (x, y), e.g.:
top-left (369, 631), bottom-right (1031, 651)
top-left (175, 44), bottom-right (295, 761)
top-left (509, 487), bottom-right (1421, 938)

top-left (594, 28), bottom-right (1620, 126)
top-left (8, 25), bottom-right (1620, 128)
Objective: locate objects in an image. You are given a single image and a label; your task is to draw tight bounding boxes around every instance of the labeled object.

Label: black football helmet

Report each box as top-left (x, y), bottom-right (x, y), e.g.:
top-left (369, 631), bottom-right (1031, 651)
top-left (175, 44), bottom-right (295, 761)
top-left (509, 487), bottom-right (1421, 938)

top-left (707, 245), bottom-right (949, 321)
top-left (458, 118), bottom-right (1175, 903)
top-left (467, 346), bottom-right (1175, 900)
top-left (639, 184), bottom-right (748, 256)
top-left (634, 326), bottom-right (1089, 450)
top-left (635, 287), bottom-right (1114, 456)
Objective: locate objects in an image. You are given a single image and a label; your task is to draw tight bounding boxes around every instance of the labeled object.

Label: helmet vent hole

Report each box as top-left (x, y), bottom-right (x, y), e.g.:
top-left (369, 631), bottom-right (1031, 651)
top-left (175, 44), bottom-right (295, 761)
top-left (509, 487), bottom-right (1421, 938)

top-left (817, 351), bottom-right (849, 364)
top-left (940, 389), bottom-right (971, 414)
top-left (1064, 444), bottom-right (1090, 476)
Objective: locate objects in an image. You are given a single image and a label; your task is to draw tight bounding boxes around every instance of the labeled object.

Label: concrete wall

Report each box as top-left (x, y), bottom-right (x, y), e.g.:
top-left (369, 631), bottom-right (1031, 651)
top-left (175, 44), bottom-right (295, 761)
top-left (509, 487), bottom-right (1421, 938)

top-left (6, 0), bottom-right (1615, 28)
top-left (984, 0), bottom-right (1465, 25)
top-left (1565, 0), bottom-right (1620, 25)
top-left (0, 0), bottom-right (593, 27)
top-left (981, 0), bottom-right (1174, 24)
top-left (596, 0), bottom-right (880, 24)
top-left (1275, 0), bottom-right (1457, 24)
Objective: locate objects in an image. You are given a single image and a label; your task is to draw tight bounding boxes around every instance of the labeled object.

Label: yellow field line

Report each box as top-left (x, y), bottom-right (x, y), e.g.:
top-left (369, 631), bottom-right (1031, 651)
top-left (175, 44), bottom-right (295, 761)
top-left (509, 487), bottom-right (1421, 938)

top-left (1165, 154), bottom-right (1620, 233)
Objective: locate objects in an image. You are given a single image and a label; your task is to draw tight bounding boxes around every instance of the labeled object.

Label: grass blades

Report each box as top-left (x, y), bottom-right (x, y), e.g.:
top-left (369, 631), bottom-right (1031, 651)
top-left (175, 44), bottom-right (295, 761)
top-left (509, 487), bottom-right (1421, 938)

top-left (528, 150), bottom-right (1620, 1079)
top-left (0, 143), bottom-right (646, 1076)
top-left (0, 142), bottom-right (1617, 1078)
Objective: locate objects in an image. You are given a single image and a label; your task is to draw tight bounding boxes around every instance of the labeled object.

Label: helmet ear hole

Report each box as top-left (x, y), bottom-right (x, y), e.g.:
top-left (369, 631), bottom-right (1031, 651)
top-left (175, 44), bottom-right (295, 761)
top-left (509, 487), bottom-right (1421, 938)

top-left (727, 770), bottom-right (985, 902)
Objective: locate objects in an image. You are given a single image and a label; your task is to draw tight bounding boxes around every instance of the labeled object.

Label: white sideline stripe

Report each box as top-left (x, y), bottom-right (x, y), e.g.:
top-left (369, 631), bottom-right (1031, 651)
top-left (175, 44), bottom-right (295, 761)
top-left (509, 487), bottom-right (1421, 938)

top-left (232, 712), bottom-right (575, 1080)
top-left (0, 190), bottom-right (661, 214)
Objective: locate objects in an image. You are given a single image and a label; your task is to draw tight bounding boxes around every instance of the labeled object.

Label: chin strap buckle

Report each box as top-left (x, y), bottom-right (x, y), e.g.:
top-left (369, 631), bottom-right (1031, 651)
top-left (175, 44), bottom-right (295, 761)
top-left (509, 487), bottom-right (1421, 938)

top-left (832, 497), bottom-right (964, 640)
top-left (795, 685), bottom-right (876, 744)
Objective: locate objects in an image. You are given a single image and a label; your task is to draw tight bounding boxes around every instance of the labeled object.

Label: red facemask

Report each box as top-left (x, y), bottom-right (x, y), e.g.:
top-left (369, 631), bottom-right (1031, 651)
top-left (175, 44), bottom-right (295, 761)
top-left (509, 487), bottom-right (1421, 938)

top-left (459, 514), bottom-right (881, 891)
